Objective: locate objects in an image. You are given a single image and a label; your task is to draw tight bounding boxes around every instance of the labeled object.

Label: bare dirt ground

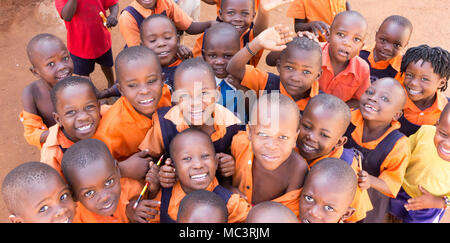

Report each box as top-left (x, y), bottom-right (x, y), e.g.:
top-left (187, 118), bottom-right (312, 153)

top-left (0, 0), bottom-right (448, 222)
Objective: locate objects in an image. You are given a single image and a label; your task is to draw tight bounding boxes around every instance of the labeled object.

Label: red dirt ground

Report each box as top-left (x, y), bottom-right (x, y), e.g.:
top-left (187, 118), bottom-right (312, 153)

top-left (0, 0), bottom-right (448, 223)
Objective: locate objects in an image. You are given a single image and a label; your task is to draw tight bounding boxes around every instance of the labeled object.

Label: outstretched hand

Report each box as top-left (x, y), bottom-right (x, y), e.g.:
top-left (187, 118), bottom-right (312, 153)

top-left (404, 185), bottom-right (445, 211)
top-left (255, 24), bottom-right (296, 52)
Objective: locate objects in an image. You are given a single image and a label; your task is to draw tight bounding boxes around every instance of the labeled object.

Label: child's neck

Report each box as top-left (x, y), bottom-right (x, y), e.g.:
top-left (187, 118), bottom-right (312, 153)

top-left (40, 79), bottom-right (54, 91)
top-left (290, 89), bottom-right (311, 101)
top-left (412, 93), bottom-right (437, 111)
top-left (61, 127), bottom-right (79, 143)
top-left (329, 53), bottom-right (350, 77)
top-left (362, 119), bottom-right (391, 143)
top-left (193, 123), bottom-right (215, 137)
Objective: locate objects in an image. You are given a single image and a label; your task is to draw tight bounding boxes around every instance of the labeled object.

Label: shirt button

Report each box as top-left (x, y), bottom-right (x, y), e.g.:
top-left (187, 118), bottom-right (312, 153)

top-left (246, 186), bottom-right (250, 190)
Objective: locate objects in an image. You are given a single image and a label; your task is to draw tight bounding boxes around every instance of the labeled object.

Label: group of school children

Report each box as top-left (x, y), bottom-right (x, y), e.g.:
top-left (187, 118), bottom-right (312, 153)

top-left (2, 0), bottom-right (450, 223)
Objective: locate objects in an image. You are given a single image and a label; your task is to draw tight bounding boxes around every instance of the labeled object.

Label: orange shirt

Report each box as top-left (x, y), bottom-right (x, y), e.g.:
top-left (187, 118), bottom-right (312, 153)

top-left (319, 42), bottom-right (371, 102)
top-left (73, 178), bottom-right (143, 223)
top-left (94, 87), bottom-right (171, 161)
top-left (241, 65), bottom-right (320, 111)
top-left (149, 177), bottom-right (251, 223)
top-left (231, 130), bottom-right (302, 216)
top-left (40, 124), bottom-right (75, 177)
top-left (365, 47), bottom-right (402, 73)
top-left (348, 110), bottom-right (410, 198)
top-left (118, 0), bottom-right (193, 47)
top-left (192, 27), bottom-right (262, 67)
top-left (307, 145), bottom-right (373, 222)
top-left (138, 104), bottom-right (241, 158)
top-left (19, 110), bottom-right (48, 149)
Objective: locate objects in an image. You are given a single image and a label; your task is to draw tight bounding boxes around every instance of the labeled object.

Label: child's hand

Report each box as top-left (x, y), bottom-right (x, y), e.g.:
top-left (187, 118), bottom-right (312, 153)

top-left (404, 185), bottom-right (445, 211)
top-left (357, 170), bottom-right (370, 190)
top-left (259, 0), bottom-right (294, 12)
top-left (159, 158), bottom-right (177, 188)
top-left (106, 15), bottom-right (118, 27)
top-left (217, 152), bottom-right (235, 177)
top-left (127, 199), bottom-right (160, 223)
top-left (255, 24), bottom-right (296, 52)
top-left (145, 162), bottom-right (161, 196)
top-left (229, 187), bottom-right (248, 201)
top-left (297, 31), bottom-right (320, 43)
top-left (119, 150), bottom-right (152, 180)
top-left (176, 44), bottom-right (193, 60)
top-left (307, 21), bottom-right (330, 37)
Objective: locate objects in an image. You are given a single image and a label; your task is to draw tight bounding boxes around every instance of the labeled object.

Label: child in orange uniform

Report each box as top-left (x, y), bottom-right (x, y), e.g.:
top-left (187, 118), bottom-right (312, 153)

top-left (20, 34), bottom-right (74, 149)
top-left (142, 128), bottom-right (251, 223)
top-left (231, 93), bottom-right (308, 216)
top-left (61, 139), bottom-right (147, 223)
top-left (343, 77), bottom-right (410, 222)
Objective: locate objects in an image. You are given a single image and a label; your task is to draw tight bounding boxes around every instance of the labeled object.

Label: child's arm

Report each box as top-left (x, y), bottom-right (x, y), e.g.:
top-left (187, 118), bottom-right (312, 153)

top-left (145, 161), bottom-right (161, 199)
top-left (346, 1), bottom-right (351, 10)
top-left (60, 0), bottom-right (77, 21)
top-left (294, 19), bottom-right (329, 37)
top-left (253, 0), bottom-right (294, 37)
top-left (358, 170), bottom-right (392, 196)
top-left (226, 25), bottom-right (295, 81)
top-left (106, 3), bottom-right (119, 28)
top-left (185, 20), bottom-right (216, 35)
top-left (404, 185), bottom-right (448, 211)
top-left (201, 0), bottom-right (217, 5)
top-left (118, 150), bottom-right (152, 181)
top-left (126, 197), bottom-right (160, 223)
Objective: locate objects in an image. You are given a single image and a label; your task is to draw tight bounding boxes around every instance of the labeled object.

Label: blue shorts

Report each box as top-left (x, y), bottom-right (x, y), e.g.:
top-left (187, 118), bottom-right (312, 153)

top-left (70, 48), bottom-right (114, 76)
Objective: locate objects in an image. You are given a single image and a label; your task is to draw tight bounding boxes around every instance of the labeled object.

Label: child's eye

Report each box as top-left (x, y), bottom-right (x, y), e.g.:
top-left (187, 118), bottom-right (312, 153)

top-left (39, 205), bottom-right (49, 213)
top-left (201, 154), bottom-right (210, 159)
top-left (208, 54), bottom-right (217, 59)
top-left (84, 190), bottom-right (95, 198)
top-left (147, 79), bottom-right (157, 84)
top-left (226, 10), bottom-right (235, 15)
top-left (354, 37), bottom-right (362, 42)
top-left (63, 56), bottom-right (70, 61)
top-left (324, 205), bottom-right (335, 212)
top-left (257, 132), bottom-right (268, 137)
top-left (279, 135), bottom-right (289, 140)
top-left (320, 132), bottom-right (330, 138)
top-left (365, 88), bottom-right (374, 95)
top-left (241, 11), bottom-right (249, 17)
top-left (86, 104), bottom-right (97, 110)
top-left (105, 178), bottom-right (114, 187)
top-left (182, 156), bottom-right (192, 161)
top-left (337, 32), bottom-right (345, 37)
top-left (421, 77), bottom-right (430, 82)
top-left (302, 123), bottom-right (311, 130)
top-left (65, 110), bottom-right (76, 116)
top-left (379, 38), bottom-right (387, 43)
top-left (303, 70), bottom-right (312, 75)
top-left (127, 83), bottom-right (137, 88)
top-left (47, 62), bottom-right (55, 67)
top-left (439, 130), bottom-right (448, 138)
top-left (380, 96), bottom-right (390, 102)
top-left (60, 193), bottom-right (69, 201)
top-left (405, 73), bottom-right (413, 79)
top-left (393, 43), bottom-right (401, 49)
top-left (284, 66), bottom-right (293, 71)
top-left (304, 195), bottom-right (314, 202)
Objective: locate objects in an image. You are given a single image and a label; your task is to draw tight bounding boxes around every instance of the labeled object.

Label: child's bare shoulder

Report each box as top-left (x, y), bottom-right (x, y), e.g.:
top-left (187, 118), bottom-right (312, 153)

top-left (21, 79), bottom-right (51, 114)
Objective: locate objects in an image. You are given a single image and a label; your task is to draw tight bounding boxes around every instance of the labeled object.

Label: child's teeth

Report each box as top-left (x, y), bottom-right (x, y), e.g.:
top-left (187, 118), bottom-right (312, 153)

top-left (365, 104), bottom-right (378, 112)
top-left (139, 98), bottom-right (154, 104)
top-left (77, 124), bottom-right (92, 131)
top-left (191, 173), bottom-right (207, 179)
top-left (408, 89), bottom-right (421, 95)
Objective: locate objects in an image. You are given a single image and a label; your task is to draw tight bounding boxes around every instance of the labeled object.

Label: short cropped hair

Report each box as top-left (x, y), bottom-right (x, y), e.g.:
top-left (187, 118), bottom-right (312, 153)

top-left (173, 57), bottom-right (216, 89)
top-left (400, 45), bottom-right (450, 91)
top-left (280, 36), bottom-right (322, 66)
top-left (246, 201), bottom-right (298, 223)
top-left (2, 162), bottom-right (63, 214)
top-left (331, 10), bottom-right (368, 30)
top-left (50, 76), bottom-right (97, 108)
top-left (26, 33), bottom-right (64, 66)
top-left (140, 14), bottom-right (177, 41)
top-left (169, 128), bottom-right (216, 159)
top-left (381, 15), bottom-right (413, 33)
top-left (115, 45), bottom-right (161, 79)
top-left (177, 190), bottom-right (228, 222)
top-left (220, 0), bottom-right (255, 11)
top-left (202, 22), bottom-right (240, 53)
top-left (61, 139), bottom-right (114, 185)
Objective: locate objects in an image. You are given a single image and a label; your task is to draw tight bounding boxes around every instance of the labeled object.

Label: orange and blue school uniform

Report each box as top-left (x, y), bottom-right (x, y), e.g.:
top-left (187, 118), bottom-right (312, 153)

top-left (318, 42), bottom-right (371, 102)
top-left (192, 24), bottom-right (263, 68)
top-left (138, 104), bottom-right (242, 158)
top-left (240, 65), bottom-right (320, 112)
top-left (286, 0), bottom-right (347, 42)
top-left (390, 125), bottom-right (450, 223)
top-left (19, 110), bottom-right (48, 149)
top-left (305, 145), bottom-right (373, 222)
top-left (359, 47), bottom-right (402, 82)
top-left (93, 88), bottom-right (171, 162)
top-left (73, 177), bottom-right (143, 223)
top-left (396, 74), bottom-right (449, 136)
top-left (343, 109), bottom-right (410, 222)
top-left (149, 177), bottom-right (251, 223)
top-left (231, 130), bottom-right (302, 216)
top-left (118, 0), bottom-right (193, 47)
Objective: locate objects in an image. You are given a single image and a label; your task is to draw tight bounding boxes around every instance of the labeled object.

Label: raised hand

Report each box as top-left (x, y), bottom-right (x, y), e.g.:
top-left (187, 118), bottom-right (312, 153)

top-left (254, 24), bottom-right (296, 52)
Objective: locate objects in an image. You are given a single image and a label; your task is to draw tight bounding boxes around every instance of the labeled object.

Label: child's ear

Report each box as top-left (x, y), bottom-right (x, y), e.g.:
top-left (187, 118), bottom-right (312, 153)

top-left (335, 136), bottom-right (348, 148)
top-left (393, 109), bottom-right (403, 121)
top-left (116, 83), bottom-right (123, 96)
top-left (316, 69), bottom-right (323, 80)
top-left (276, 59), bottom-right (281, 73)
top-left (29, 66), bottom-right (40, 79)
top-left (53, 112), bottom-right (62, 127)
top-left (8, 214), bottom-right (24, 223)
top-left (438, 78), bottom-right (447, 91)
top-left (339, 206), bottom-right (356, 222)
top-left (246, 124), bottom-right (252, 140)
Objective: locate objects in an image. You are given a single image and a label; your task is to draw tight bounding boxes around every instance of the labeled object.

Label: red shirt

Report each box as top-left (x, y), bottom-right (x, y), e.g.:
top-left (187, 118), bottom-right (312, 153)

top-left (55, 0), bottom-right (118, 59)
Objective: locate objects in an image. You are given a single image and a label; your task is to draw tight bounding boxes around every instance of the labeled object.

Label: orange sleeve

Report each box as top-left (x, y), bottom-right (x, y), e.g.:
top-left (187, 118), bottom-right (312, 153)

top-left (118, 10), bottom-right (142, 47)
top-left (40, 145), bottom-right (63, 177)
top-left (286, 0), bottom-right (306, 19)
top-left (240, 65), bottom-right (269, 92)
top-left (226, 194), bottom-right (252, 223)
top-left (165, 0), bottom-right (193, 31)
top-left (346, 158), bottom-right (373, 222)
top-left (138, 112), bottom-right (165, 158)
top-left (272, 189), bottom-right (301, 217)
top-left (19, 110), bottom-right (48, 149)
top-left (352, 63), bottom-right (371, 100)
top-left (192, 33), bottom-right (204, 58)
top-left (378, 136), bottom-right (411, 198)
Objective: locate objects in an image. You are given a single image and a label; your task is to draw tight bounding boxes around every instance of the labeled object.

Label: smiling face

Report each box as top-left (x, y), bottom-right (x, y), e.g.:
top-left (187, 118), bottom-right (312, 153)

top-left (203, 30), bottom-right (241, 79)
top-left (373, 21), bottom-right (411, 62)
top-left (434, 107), bottom-right (450, 161)
top-left (278, 48), bottom-right (322, 101)
top-left (327, 13), bottom-right (367, 64)
top-left (117, 57), bottom-right (163, 118)
top-left (29, 38), bottom-right (73, 87)
top-left (219, 0), bottom-right (255, 36)
top-left (171, 131), bottom-right (218, 194)
top-left (53, 83), bottom-right (101, 142)
top-left (141, 16), bottom-right (178, 67)
top-left (248, 100), bottom-right (300, 171)
top-left (297, 103), bottom-right (347, 162)
top-left (403, 60), bottom-right (446, 104)
top-left (173, 68), bottom-right (217, 126)
top-left (13, 174), bottom-right (76, 223)
top-left (359, 78), bottom-right (405, 123)
top-left (71, 157), bottom-right (122, 217)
